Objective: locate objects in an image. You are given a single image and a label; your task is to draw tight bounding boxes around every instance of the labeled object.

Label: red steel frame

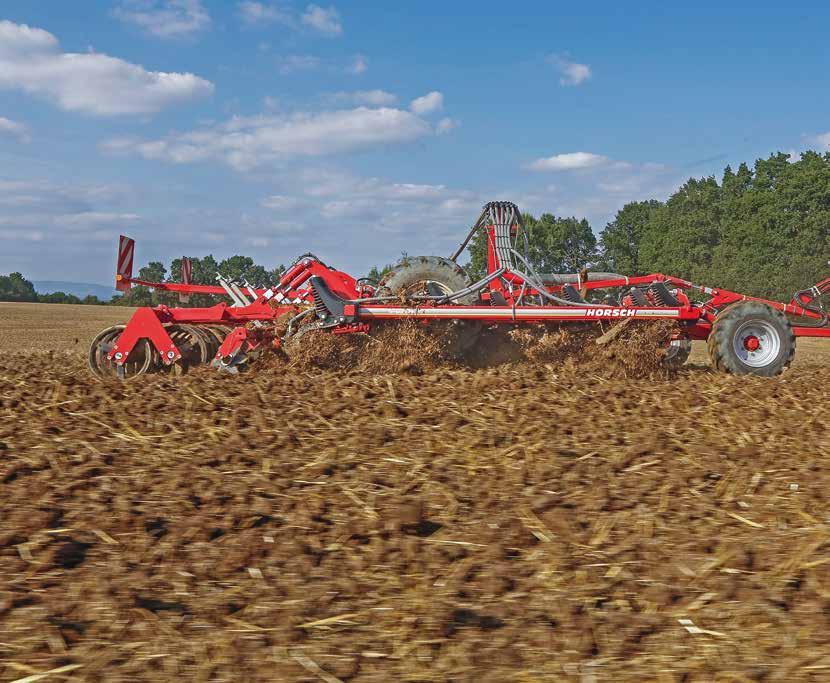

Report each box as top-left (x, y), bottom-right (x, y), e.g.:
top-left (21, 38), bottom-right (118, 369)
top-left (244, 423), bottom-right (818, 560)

top-left (105, 230), bottom-right (830, 369)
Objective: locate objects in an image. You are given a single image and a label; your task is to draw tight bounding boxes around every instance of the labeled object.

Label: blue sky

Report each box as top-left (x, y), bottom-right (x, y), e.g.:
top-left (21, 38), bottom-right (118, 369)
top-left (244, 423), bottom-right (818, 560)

top-left (1, 1), bottom-right (829, 284)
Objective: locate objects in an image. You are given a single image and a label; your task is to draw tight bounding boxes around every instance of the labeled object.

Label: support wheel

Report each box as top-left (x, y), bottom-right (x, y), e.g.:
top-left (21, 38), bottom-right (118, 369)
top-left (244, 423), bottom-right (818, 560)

top-left (378, 255), bottom-right (482, 356)
top-left (663, 339), bottom-right (692, 368)
top-left (378, 255), bottom-right (477, 304)
top-left (707, 302), bottom-right (795, 376)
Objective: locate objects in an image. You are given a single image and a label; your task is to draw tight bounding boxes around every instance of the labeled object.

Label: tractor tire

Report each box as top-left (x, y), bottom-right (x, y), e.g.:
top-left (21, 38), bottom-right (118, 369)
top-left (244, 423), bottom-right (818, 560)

top-left (378, 255), bottom-right (477, 304)
top-left (707, 301), bottom-right (795, 376)
top-left (378, 256), bottom-right (480, 358)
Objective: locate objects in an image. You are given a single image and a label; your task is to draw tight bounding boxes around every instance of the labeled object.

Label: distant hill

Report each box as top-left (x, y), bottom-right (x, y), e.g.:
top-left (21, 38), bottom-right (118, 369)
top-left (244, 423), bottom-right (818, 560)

top-left (33, 281), bottom-right (118, 300)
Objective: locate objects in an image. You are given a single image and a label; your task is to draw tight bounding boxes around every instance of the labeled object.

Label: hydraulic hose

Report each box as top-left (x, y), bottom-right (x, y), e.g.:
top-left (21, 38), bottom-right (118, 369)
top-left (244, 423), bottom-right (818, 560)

top-left (507, 249), bottom-right (612, 308)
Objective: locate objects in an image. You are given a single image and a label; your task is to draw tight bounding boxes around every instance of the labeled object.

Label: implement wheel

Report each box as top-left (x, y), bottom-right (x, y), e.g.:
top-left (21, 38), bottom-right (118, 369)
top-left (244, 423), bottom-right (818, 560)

top-left (707, 302), bottom-right (795, 376)
top-left (378, 255), bottom-right (476, 304)
top-left (378, 256), bottom-right (480, 357)
top-left (663, 339), bottom-right (692, 368)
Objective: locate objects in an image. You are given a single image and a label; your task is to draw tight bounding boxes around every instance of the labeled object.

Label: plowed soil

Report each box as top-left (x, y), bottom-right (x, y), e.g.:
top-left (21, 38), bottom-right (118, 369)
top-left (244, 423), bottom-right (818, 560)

top-left (2, 328), bottom-right (829, 682)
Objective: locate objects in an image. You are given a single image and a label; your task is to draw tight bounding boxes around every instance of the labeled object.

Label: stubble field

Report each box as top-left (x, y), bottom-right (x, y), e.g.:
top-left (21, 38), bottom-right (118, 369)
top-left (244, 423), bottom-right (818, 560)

top-left (0, 302), bottom-right (828, 682)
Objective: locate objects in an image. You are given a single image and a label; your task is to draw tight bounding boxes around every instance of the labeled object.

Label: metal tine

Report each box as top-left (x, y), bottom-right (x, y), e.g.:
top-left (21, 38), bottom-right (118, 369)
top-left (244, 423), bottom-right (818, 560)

top-left (242, 279), bottom-right (259, 300)
top-left (216, 274), bottom-right (245, 307)
top-left (229, 281), bottom-right (251, 306)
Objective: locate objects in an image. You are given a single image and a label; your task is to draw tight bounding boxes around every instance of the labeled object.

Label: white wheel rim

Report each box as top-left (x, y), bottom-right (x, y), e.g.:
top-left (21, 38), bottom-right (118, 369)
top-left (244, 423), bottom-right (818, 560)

top-left (732, 320), bottom-right (781, 368)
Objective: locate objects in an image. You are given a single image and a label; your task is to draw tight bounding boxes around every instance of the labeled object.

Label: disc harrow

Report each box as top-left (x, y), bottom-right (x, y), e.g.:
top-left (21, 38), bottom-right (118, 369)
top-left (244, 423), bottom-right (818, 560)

top-left (88, 325), bottom-right (156, 379)
top-left (89, 202), bottom-right (829, 379)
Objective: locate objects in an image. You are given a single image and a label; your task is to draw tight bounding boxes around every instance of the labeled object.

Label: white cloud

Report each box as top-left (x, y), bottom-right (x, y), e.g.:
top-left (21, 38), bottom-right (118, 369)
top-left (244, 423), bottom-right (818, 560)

top-left (245, 236), bottom-right (271, 248)
top-left (53, 211), bottom-right (141, 227)
top-left (548, 55), bottom-right (592, 86)
top-left (0, 228), bottom-right (46, 241)
top-left (294, 172), bottom-right (476, 224)
top-left (103, 106), bottom-right (434, 170)
top-left (518, 159), bottom-right (682, 230)
top-left (301, 4), bottom-right (342, 36)
top-left (279, 54), bottom-right (367, 76)
top-left (526, 152), bottom-right (609, 172)
top-left (261, 194), bottom-right (305, 210)
top-left (380, 183), bottom-right (448, 200)
top-left (237, 1), bottom-right (290, 26)
top-left (809, 132), bottom-right (830, 150)
top-left (436, 117), bottom-right (458, 135)
top-left (0, 117), bottom-right (30, 142)
top-left (0, 20), bottom-right (213, 115)
top-left (113, 0), bottom-right (211, 39)
top-left (410, 91), bottom-right (443, 115)
top-left (0, 178), bottom-right (139, 245)
top-left (348, 54), bottom-right (368, 74)
top-left (239, 2), bottom-right (347, 38)
top-left (278, 54), bottom-right (320, 74)
top-left (331, 89), bottom-right (397, 106)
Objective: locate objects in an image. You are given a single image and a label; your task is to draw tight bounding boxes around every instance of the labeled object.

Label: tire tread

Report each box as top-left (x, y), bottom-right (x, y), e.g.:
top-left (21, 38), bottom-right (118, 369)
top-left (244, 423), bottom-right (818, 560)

top-left (706, 301), bottom-right (795, 376)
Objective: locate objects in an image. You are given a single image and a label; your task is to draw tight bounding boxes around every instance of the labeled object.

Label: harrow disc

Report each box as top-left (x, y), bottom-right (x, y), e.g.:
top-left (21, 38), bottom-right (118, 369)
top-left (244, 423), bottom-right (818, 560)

top-left (663, 339), bottom-right (692, 368)
top-left (88, 325), bottom-right (157, 380)
top-left (166, 324), bottom-right (238, 373)
top-left (163, 324), bottom-right (215, 374)
top-left (186, 324), bottom-right (220, 361)
top-left (203, 325), bottom-right (232, 351)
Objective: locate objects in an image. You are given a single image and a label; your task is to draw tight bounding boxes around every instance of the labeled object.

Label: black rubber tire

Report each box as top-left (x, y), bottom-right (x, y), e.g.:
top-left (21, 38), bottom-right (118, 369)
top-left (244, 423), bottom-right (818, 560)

top-left (378, 255), bottom-right (477, 304)
top-left (707, 301), bottom-right (795, 376)
top-left (378, 255), bottom-right (480, 357)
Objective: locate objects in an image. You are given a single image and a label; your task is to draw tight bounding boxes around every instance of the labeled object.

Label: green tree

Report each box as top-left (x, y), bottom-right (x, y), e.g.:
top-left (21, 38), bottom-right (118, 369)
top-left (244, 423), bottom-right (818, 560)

top-left (113, 254), bottom-right (286, 307)
top-left (527, 214), bottom-right (597, 273)
top-left (114, 261), bottom-right (171, 307)
top-left (637, 176), bottom-right (723, 283)
top-left (0, 272), bottom-right (37, 302)
top-left (465, 212), bottom-right (597, 279)
top-left (170, 254), bottom-right (221, 308)
top-left (37, 291), bottom-right (81, 304)
top-left (599, 200), bottom-right (662, 274)
top-left (366, 264), bottom-right (394, 281)
top-left (710, 152), bottom-right (830, 298)
top-left (112, 286), bottom-right (154, 307)
top-left (217, 255), bottom-right (278, 288)
top-left (139, 261), bottom-right (167, 282)
top-left (599, 151), bottom-right (829, 300)
top-left (465, 227), bottom-right (489, 281)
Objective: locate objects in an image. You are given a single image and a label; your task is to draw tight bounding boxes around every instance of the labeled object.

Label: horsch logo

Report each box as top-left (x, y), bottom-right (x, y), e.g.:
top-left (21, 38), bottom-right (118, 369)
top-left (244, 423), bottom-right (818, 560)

top-left (585, 308), bottom-right (638, 317)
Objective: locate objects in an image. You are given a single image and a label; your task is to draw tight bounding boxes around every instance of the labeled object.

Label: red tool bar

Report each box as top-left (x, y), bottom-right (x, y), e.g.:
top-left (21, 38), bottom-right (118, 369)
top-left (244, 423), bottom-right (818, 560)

top-left (793, 326), bottom-right (830, 338)
top-left (123, 278), bottom-right (256, 297)
top-left (356, 304), bottom-right (701, 322)
top-left (159, 302), bottom-right (289, 323)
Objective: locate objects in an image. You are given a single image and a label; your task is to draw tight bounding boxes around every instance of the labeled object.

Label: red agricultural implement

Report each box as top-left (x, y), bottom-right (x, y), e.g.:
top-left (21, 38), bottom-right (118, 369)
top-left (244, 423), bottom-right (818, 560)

top-left (90, 201), bottom-right (829, 379)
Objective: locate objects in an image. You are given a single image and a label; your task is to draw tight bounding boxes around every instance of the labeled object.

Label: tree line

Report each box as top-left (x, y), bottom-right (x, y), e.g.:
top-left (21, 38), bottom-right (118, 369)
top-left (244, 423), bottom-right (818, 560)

top-left (0, 255), bottom-right (287, 306)
top-left (467, 151), bottom-right (828, 301)
top-left (116, 255), bottom-right (287, 308)
top-left (3, 152), bottom-right (828, 306)
top-left (0, 273), bottom-right (108, 305)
